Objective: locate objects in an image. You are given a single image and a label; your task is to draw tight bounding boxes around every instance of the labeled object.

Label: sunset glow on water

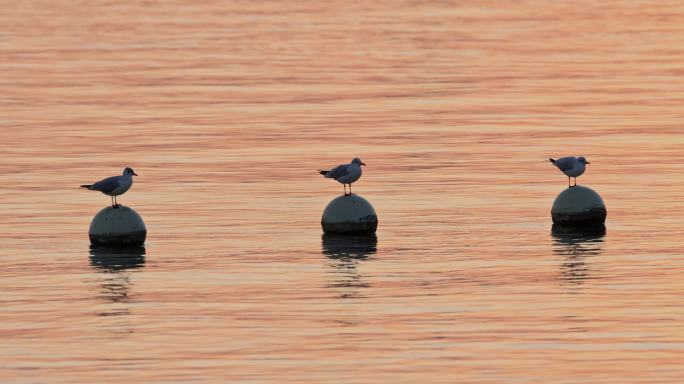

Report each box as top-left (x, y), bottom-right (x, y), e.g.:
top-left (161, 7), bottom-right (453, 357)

top-left (2, 1), bottom-right (684, 382)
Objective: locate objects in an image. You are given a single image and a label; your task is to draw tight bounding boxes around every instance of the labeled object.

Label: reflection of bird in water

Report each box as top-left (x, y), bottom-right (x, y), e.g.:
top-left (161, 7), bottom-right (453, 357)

top-left (552, 225), bottom-right (605, 286)
top-left (89, 246), bottom-right (145, 317)
top-left (321, 234), bottom-right (376, 299)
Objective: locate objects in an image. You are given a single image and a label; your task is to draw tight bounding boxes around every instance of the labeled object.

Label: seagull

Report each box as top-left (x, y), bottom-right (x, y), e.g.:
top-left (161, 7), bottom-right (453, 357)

top-left (81, 167), bottom-right (138, 207)
top-left (319, 158), bottom-right (366, 195)
top-left (549, 157), bottom-right (590, 187)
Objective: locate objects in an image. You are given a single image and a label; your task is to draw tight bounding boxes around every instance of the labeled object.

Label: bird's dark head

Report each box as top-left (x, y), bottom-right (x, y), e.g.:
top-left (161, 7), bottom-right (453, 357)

top-left (351, 158), bottom-right (366, 166)
top-left (578, 157), bottom-right (590, 165)
top-left (123, 167), bottom-right (138, 176)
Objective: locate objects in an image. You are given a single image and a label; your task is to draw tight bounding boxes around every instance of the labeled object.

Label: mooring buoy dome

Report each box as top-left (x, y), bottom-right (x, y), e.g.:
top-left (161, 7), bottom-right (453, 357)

top-left (89, 205), bottom-right (147, 246)
top-left (321, 194), bottom-right (378, 234)
top-left (551, 185), bottom-right (607, 225)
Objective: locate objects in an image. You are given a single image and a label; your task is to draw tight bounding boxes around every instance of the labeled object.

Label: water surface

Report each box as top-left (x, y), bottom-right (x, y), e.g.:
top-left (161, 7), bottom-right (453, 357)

top-left (2, 1), bottom-right (684, 382)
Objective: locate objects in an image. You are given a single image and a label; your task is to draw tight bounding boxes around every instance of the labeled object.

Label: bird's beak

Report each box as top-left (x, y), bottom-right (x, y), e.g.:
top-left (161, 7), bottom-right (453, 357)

top-left (361, 162), bottom-right (366, 166)
top-left (585, 162), bottom-right (591, 165)
top-left (133, 172), bottom-right (139, 176)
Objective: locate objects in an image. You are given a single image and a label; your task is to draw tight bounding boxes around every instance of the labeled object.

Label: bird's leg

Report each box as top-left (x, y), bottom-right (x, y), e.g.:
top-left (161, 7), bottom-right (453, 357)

top-left (111, 196), bottom-right (114, 207)
top-left (349, 184), bottom-right (352, 195)
top-left (114, 195), bottom-right (119, 208)
top-left (574, 177), bottom-right (577, 187)
top-left (343, 184), bottom-right (347, 195)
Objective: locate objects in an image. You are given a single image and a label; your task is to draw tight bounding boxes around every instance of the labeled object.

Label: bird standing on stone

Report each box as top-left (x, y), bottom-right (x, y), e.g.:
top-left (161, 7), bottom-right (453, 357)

top-left (319, 158), bottom-right (366, 196)
top-left (81, 167), bottom-right (138, 207)
top-left (549, 157), bottom-right (590, 187)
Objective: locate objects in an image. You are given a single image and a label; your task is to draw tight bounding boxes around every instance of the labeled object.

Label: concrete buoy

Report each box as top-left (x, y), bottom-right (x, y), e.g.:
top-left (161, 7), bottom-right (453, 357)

top-left (321, 194), bottom-right (378, 234)
top-left (89, 205), bottom-right (147, 246)
top-left (551, 185), bottom-right (607, 225)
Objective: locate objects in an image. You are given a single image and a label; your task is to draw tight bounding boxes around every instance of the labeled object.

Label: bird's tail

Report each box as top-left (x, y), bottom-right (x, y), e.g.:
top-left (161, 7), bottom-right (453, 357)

top-left (80, 185), bottom-right (92, 189)
top-left (318, 170), bottom-right (328, 176)
top-left (548, 158), bottom-right (556, 164)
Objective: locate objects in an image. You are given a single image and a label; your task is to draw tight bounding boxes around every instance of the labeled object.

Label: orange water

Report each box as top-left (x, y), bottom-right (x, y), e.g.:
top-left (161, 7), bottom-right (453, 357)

top-left (2, 1), bottom-right (684, 382)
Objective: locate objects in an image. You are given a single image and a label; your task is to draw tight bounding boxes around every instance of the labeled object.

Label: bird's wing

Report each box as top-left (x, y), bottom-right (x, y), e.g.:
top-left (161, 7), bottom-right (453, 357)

top-left (325, 164), bottom-right (350, 180)
top-left (90, 176), bottom-right (121, 193)
top-left (553, 157), bottom-right (576, 171)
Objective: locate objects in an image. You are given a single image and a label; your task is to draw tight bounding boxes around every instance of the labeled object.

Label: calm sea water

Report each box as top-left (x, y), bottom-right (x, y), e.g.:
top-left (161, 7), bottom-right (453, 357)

top-left (2, 1), bottom-right (684, 382)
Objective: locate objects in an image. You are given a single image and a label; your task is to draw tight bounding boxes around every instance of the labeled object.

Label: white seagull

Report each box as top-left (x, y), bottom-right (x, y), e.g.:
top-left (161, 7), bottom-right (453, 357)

top-left (81, 167), bottom-right (138, 207)
top-left (319, 158), bottom-right (366, 195)
top-left (549, 157), bottom-right (590, 187)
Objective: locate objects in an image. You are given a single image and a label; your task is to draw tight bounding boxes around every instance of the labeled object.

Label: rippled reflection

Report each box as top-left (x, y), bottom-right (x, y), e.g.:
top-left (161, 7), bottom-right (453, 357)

top-left (552, 225), bottom-right (605, 286)
top-left (89, 246), bottom-right (146, 272)
top-left (89, 246), bottom-right (146, 318)
top-left (321, 234), bottom-right (377, 299)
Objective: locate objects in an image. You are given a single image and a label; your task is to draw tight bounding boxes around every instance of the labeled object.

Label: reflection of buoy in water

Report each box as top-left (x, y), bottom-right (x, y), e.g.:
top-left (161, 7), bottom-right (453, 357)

top-left (551, 223), bottom-right (605, 286)
top-left (551, 223), bottom-right (606, 238)
top-left (89, 245), bottom-right (146, 271)
top-left (321, 234), bottom-right (377, 259)
top-left (551, 186), bottom-right (606, 225)
top-left (89, 205), bottom-right (147, 246)
top-left (321, 194), bottom-right (378, 235)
